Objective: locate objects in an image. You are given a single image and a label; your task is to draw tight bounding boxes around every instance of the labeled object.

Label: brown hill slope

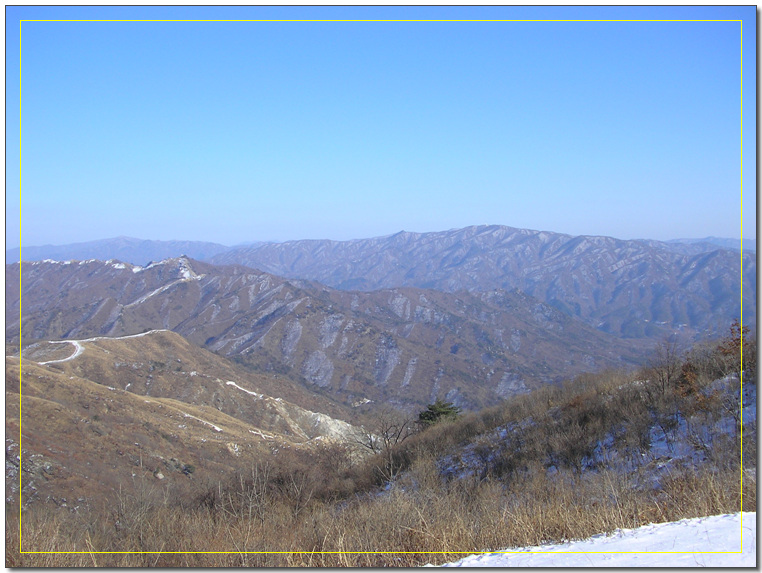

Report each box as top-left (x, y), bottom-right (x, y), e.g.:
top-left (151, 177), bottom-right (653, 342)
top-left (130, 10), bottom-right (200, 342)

top-left (17, 329), bottom-right (358, 437)
top-left (7, 330), bottom-right (363, 512)
top-left (7, 258), bottom-right (646, 410)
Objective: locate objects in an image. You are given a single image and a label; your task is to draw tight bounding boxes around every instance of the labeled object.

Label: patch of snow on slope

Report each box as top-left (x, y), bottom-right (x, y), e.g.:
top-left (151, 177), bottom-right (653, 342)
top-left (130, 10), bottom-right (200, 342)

top-left (306, 411), bottom-right (356, 441)
top-left (226, 381), bottom-right (263, 399)
top-left (248, 429), bottom-right (274, 440)
top-left (429, 512), bottom-right (755, 568)
top-left (181, 412), bottom-right (222, 433)
top-left (131, 257), bottom-right (205, 280)
top-left (125, 278), bottom-right (193, 308)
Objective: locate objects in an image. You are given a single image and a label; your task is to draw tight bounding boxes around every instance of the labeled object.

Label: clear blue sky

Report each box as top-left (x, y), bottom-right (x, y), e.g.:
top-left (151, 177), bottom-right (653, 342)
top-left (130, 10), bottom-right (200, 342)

top-left (6, 5), bottom-right (756, 249)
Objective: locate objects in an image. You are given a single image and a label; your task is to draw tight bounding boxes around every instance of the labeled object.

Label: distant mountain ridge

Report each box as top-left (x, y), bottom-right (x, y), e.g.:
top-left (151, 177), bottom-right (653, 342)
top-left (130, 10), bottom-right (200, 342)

top-left (8, 229), bottom-right (753, 266)
top-left (8, 225), bottom-right (755, 342)
top-left (6, 236), bottom-right (230, 266)
top-left (665, 236), bottom-right (756, 253)
top-left (209, 225), bottom-right (755, 340)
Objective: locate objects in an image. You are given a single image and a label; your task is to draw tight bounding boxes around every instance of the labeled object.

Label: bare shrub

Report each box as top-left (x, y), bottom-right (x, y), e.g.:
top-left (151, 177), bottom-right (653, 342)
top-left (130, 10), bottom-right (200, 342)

top-left (351, 406), bottom-right (416, 455)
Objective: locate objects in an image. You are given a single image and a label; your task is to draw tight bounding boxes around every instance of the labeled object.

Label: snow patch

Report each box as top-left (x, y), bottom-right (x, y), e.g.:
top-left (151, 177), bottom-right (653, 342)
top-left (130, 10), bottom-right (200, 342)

top-left (373, 340), bottom-right (401, 385)
top-left (303, 351), bottom-right (335, 387)
top-left (432, 512), bottom-right (755, 568)
top-left (180, 412), bottom-right (222, 432)
top-left (281, 319), bottom-right (303, 361)
top-left (248, 429), bottom-right (274, 440)
top-left (389, 293), bottom-right (411, 319)
top-left (319, 314), bottom-right (344, 348)
top-left (495, 371), bottom-right (528, 398)
top-left (226, 381), bottom-right (263, 399)
top-left (401, 357), bottom-right (417, 387)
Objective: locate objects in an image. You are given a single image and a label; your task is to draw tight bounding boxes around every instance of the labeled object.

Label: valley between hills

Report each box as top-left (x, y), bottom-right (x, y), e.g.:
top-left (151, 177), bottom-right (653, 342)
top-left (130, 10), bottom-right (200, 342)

top-left (5, 224), bottom-right (756, 566)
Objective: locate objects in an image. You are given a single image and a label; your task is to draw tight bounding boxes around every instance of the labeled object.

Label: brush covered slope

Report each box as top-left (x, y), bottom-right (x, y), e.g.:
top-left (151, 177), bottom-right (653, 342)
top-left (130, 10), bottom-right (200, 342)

top-left (6, 324), bottom-right (756, 567)
top-left (7, 329), bottom-right (362, 512)
top-left (7, 257), bottom-right (645, 411)
top-left (211, 225), bottom-right (755, 340)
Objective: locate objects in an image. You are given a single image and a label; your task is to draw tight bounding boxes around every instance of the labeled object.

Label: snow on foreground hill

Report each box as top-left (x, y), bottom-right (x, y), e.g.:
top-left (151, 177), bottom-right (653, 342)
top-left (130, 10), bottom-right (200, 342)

top-left (426, 512), bottom-right (755, 567)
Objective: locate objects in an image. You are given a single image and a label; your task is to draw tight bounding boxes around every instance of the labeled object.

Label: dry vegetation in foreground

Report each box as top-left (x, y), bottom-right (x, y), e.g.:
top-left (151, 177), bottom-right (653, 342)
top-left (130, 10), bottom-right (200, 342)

top-left (6, 324), bottom-right (757, 567)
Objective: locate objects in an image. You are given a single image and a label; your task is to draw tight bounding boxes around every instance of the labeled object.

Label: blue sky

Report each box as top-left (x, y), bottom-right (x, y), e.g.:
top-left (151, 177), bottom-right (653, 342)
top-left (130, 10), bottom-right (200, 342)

top-left (6, 5), bottom-right (756, 249)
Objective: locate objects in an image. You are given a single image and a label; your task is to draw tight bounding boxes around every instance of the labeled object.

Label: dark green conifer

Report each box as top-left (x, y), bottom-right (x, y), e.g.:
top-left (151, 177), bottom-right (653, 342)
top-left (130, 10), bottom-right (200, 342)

top-left (418, 399), bottom-right (461, 427)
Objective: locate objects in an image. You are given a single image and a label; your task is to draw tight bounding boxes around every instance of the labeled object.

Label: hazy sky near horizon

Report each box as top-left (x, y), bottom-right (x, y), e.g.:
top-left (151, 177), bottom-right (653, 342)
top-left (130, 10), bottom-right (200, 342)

top-left (6, 5), bottom-right (756, 249)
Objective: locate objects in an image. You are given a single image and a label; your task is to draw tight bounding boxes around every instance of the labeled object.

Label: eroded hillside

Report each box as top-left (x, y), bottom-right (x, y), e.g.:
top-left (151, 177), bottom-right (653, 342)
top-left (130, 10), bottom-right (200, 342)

top-left (7, 257), bottom-right (646, 410)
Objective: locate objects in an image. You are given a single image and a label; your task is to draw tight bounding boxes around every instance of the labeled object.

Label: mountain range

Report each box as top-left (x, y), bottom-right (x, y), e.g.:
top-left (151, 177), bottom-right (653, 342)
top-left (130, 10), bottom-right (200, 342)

top-left (7, 230), bottom-right (753, 268)
top-left (7, 226), bottom-right (755, 343)
top-left (665, 236), bottom-right (756, 253)
top-left (209, 225), bottom-right (755, 340)
top-left (7, 256), bottom-right (645, 411)
top-left (6, 223), bottom-right (755, 518)
top-left (6, 236), bottom-right (232, 266)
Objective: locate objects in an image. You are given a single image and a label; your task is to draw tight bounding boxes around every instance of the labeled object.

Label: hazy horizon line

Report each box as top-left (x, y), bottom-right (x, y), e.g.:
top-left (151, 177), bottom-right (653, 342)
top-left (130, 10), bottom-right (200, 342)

top-left (7, 224), bottom-right (755, 252)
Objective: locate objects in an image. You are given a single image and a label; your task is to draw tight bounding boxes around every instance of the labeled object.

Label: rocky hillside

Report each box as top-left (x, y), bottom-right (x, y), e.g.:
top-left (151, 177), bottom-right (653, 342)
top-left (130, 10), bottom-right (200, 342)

top-left (210, 225), bottom-right (755, 340)
top-left (6, 257), bottom-right (645, 411)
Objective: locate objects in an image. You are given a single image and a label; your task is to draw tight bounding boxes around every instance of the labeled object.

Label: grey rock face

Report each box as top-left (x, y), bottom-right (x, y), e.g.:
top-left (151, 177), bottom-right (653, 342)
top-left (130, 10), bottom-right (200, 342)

top-left (281, 319), bottom-right (303, 363)
top-left (302, 351), bottom-right (334, 387)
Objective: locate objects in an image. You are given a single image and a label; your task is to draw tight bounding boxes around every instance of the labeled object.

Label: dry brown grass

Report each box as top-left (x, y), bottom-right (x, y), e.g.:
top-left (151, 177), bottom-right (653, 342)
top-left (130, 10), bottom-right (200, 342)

top-left (8, 457), bottom-right (754, 567)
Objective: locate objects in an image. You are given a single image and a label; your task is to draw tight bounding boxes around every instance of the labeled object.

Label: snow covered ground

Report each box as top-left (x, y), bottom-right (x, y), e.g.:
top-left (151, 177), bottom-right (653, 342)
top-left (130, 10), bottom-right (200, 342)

top-left (428, 512), bottom-right (755, 567)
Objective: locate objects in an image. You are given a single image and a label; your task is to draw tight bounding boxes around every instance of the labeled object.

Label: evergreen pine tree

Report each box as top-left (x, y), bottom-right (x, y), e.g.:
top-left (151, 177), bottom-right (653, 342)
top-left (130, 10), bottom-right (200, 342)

top-left (418, 399), bottom-right (461, 427)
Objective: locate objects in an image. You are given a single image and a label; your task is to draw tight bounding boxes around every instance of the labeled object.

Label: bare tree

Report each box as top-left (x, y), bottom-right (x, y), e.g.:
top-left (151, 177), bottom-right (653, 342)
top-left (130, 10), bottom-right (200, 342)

top-left (649, 336), bottom-right (682, 396)
top-left (351, 406), bottom-right (416, 455)
top-left (642, 336), bottom-right (684, 448)
top-left (351, 406), bottom-right (417, 482)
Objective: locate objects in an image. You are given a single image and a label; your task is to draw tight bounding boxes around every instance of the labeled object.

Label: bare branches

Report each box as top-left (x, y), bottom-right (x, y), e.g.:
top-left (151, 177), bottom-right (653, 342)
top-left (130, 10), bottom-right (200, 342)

top-left (350, 406), bottom-right (416, 455)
